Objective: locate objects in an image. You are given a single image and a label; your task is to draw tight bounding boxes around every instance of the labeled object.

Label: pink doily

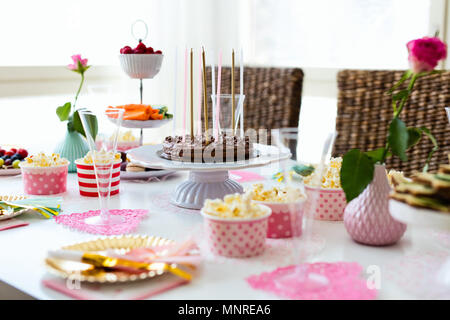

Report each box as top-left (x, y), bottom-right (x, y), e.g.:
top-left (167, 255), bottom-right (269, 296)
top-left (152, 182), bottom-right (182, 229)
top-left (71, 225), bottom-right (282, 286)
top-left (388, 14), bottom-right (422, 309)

top-left (54, 209), bottom-right (148, 235)
top-left (247, 262), bottom-right (378, 300)
top-left (148, 193), bottom-right (199, 215)
top-left (385, 250), bottom-right (450, 299)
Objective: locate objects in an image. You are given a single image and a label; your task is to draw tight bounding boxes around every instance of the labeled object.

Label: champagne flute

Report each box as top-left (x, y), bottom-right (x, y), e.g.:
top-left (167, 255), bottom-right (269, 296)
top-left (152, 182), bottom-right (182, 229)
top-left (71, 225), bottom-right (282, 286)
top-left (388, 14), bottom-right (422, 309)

top-left (78, 108), bottom-right (124, 226)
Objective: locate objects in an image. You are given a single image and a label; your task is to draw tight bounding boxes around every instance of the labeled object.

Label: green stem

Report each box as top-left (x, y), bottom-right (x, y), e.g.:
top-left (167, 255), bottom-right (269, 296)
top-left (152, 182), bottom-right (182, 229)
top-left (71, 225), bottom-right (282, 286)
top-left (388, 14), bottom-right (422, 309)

top-left (73, 72), bottom-right (84, 112)
top-left (380, 73), bottom-right (419, 163)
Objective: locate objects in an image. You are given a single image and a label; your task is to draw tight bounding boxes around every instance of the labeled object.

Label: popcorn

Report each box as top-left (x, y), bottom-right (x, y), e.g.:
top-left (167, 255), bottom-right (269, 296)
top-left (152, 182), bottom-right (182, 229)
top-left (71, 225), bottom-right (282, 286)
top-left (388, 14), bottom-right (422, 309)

top-left (304, 157), bottom-right (342, 189)
top-left (202, 193), bottom-right (267, 219)
top-left (112, 130), bottom-right (138, 142)
top-left (248, 183), bottom-right (305, 203)
top-left (82, 150), bottom-right (121, 164)
top-left (21, 153), bottom-right (68, 167)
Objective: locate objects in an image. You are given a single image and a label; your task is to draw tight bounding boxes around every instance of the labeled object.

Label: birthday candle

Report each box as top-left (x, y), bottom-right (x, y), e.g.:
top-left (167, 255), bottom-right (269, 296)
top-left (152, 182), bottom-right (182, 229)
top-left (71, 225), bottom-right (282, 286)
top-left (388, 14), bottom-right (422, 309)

top-left (211, 53), bottom-right (216, 137)
top-left (182, 47), bottom-right (188, 140)
top-left (215, 50), bottom-right (222, 141)
top-left (172, 47), bottom-right (178, 133)
top-left (198, 52), bottom-right (202, 136)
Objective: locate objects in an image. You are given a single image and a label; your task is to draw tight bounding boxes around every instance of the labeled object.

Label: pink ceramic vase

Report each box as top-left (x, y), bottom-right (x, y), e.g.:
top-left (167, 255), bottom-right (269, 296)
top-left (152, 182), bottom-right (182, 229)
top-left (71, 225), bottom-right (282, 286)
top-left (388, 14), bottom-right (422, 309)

top-left (344, 164), bottom-right (407, 246)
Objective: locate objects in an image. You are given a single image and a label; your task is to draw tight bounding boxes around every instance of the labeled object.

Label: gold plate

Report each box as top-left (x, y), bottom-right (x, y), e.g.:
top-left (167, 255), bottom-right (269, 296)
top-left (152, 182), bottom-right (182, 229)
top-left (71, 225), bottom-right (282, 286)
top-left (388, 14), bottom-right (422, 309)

top-left (45, 235), bottom-right (175, 283)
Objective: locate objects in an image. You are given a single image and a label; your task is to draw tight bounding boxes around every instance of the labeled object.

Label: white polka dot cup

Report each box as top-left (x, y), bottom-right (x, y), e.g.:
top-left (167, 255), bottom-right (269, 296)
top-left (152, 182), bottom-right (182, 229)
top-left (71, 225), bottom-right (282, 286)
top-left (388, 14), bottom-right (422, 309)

top-left (201, 205), bottom-right (272, 258)
top-left (255, 200), bottom-right (305, 238)
top-left (20, 163), bottom-right (69, 195)
top-left (304, 186), bottom-right (347, 221)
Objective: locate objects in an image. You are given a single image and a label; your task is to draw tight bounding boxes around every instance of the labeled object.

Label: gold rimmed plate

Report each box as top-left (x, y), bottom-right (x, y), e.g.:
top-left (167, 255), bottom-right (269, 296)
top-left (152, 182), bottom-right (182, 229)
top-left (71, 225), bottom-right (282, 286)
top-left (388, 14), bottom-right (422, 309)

top-left (45, 235), bottom-right (176, 283)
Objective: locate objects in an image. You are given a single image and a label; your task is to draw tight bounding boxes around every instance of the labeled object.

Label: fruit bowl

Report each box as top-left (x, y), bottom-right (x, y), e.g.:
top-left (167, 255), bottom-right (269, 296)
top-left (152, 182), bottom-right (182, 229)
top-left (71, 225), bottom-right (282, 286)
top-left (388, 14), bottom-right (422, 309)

top-left (118, 54), bottom-right (164, 79)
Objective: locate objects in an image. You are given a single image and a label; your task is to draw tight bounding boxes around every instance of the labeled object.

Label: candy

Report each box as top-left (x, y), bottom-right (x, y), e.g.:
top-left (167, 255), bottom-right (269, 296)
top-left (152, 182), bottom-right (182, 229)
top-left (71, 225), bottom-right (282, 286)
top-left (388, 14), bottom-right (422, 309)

top-left (202, 193), bottom-right (266, 219)
top-left (247, 183), bottom-right (305, 203)
top-left (21, 153), bottom-right (68, 167)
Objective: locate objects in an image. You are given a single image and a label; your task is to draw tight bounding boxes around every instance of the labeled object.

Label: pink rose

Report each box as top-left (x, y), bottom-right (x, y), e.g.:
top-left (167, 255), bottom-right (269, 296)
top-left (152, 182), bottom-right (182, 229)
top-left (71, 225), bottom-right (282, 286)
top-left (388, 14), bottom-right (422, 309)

top-left (407, 37), bottom-right (447, 73)
top-left (67, 54), bottom-right (89, 73)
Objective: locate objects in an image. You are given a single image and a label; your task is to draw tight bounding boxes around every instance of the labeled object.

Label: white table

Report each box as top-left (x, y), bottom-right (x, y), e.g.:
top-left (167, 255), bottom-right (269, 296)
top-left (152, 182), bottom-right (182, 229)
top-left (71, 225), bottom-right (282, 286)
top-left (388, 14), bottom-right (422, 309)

top-left (0, 169), bottom-right (444, 300)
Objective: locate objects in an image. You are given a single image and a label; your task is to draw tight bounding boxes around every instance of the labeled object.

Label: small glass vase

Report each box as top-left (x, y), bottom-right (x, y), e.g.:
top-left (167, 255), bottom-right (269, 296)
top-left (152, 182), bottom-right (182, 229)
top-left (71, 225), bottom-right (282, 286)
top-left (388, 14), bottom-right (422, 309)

top-left (54, 130), bottom-right (90, 173)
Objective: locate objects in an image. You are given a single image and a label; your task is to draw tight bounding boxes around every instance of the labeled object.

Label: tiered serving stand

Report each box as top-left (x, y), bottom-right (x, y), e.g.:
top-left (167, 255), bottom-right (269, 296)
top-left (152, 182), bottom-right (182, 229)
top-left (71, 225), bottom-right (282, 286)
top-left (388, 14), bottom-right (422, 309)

top-left (117, 21), bottom-right (171, 146)
top-left (128, 144), bottom-right (291, 209)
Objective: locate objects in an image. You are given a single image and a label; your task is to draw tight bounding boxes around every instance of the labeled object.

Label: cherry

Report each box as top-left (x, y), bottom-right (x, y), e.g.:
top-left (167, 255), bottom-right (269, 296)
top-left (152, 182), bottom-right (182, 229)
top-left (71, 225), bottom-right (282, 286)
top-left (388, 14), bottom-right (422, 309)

top-left (154, 50), bottom-right (162, 54)
top-left (0, 149), bottom-right (5, 157)
top-left (120, 46), bottom-right (132, 54)
top-left (17, 149), bottom-right (28, 159)
top-left (145, 47), bottom-right (154, 54)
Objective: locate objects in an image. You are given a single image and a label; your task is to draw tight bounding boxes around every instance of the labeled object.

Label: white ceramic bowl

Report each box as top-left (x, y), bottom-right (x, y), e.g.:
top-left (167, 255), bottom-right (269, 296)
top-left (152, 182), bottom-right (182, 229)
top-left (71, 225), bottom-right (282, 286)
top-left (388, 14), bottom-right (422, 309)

top-left (118, 54), bottom-right (164, 79)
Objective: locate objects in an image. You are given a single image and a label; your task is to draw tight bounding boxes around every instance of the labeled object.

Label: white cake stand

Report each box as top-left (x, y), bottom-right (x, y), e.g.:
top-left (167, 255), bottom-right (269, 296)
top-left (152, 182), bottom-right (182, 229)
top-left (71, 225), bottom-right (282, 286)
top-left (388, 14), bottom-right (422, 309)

top-left (128, 144), bottom-right (291, 209)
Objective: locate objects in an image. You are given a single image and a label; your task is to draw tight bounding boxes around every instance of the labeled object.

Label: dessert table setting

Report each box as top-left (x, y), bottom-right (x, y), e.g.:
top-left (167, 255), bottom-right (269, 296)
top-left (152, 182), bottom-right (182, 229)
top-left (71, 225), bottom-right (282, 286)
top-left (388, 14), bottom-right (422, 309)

top-left (0, 27), bottom-right (449, 301)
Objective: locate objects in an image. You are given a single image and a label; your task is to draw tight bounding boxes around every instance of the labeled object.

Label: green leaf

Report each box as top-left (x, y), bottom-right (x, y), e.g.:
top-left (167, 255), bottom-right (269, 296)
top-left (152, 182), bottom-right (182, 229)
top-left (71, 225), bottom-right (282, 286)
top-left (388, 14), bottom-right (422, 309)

top-left (72, 109), bottom-right (98, 141)
top-left (56, 102), bottom-right (71, 121)
top-left (407, 127), bottom-right (422, 149)
top-left (365, 148), bottom-right (391, 163)
top-left (341, 149), bottom-right (375, 202)
top-left (388, 118), bottom-right (409, 161)
top-left (292, 164), bottom-right (315, 177)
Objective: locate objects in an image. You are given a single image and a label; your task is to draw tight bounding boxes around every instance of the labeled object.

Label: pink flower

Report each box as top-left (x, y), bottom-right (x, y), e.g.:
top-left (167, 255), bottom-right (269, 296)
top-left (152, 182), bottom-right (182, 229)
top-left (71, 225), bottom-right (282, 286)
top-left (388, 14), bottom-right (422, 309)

top-left (67, 54), bottom-right (89, 74)
top-left (407, 37), bottom-right (447, 73)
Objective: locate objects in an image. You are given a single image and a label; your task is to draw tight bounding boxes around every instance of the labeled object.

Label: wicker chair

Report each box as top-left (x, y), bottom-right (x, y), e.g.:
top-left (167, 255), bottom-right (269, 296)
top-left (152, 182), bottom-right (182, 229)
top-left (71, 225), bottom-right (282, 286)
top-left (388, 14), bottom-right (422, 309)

top-left (202, 67), bottom-right (304, 134)
top-left (333, 70), bottom-right (450, 175)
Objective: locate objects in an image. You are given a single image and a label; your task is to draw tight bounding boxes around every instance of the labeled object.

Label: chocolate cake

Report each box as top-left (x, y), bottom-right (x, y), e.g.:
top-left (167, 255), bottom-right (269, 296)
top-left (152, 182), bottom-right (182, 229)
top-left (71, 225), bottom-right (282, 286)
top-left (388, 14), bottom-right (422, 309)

top-left (161, 134), bottom-right (254, 163)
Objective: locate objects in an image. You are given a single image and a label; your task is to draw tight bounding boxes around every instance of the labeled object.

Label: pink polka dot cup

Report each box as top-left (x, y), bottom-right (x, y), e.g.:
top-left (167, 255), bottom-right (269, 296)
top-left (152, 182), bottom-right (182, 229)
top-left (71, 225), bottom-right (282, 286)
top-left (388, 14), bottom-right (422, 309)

top-left (20, 163), bottom-right (69, 195)
top-left (201, 205), bottom-right (272, 258)
top-left (255, 200), bottom-right (305, 238)
top-left (304, 186), bottom-right (346, 221)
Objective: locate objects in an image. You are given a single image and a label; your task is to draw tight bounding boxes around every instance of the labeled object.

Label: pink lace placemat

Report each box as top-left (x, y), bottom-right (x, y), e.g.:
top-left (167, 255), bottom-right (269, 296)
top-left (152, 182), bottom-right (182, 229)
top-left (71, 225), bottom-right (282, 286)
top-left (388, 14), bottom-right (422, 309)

top-left (385, 250), bottom-right (450, 299)
top-left (247, 262), bottom-right (378, 300)
top-left (54, 209), bottom-right (148, 235)
top-left (148, 193), bottom-right (199, 216)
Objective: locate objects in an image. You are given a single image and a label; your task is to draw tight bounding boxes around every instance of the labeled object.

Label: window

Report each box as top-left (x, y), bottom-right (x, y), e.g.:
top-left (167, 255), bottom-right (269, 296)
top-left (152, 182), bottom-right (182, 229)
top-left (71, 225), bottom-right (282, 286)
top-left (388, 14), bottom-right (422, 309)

top-left (246, 0), bottom-right (443, 69)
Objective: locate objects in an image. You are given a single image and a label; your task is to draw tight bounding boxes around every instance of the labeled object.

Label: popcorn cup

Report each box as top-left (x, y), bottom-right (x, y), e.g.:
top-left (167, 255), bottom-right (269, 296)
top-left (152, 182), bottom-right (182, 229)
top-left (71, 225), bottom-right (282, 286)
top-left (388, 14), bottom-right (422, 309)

top-left (20, 163), bottom-right (69, 195)
top-left (75, 159), bottom-right (121, 197)
top-left (201, 205), bottom-right (272, 258)
top-left (255, 200), bottom-right (305, 238)
top-left (304, 186), bottom-right (347, 221)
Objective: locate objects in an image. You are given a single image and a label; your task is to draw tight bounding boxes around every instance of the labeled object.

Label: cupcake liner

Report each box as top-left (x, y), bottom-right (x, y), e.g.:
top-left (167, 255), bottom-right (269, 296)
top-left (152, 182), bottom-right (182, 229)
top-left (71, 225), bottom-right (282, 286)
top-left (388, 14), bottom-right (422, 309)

top-left (118, 54), bottom-right (163, 79)
top-left (20, 164), bottom-right (69, 195)
top-left (75, 160), bottom-right (121, 198)
top-left (255, 201), bottom-right (305, 238)
top-left (304, 186), bottom-right (346, 221)
top-left (201, 205), bottom-right (272, 258)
